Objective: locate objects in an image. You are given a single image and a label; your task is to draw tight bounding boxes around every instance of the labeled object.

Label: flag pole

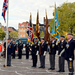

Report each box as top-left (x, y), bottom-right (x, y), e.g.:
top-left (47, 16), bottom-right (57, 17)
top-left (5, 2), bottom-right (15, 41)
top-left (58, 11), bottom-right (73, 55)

top-left (29, 13), bottom-right (31, 45)
top-left (4, 0), bottom-right (9, 67)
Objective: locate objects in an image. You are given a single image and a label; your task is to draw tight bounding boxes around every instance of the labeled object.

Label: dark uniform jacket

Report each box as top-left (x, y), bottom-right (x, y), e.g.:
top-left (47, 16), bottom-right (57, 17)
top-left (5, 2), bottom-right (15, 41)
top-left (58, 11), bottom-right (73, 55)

top-left (65, 39), bottom-right (75, 61)
top-left (25, 43), bottom-right (30, 52)
top-left (32, 42), bottom-right (39, 55)
top-left (7, 42), bottom-right (13, 55)
top-left (40, 42), bottom-right (47, 55)
top-left (18, 42), bottom-right (23, 50)
top-left (4, 42), bottom-right (6, 50)
top-left (13, 43), bottom-right (17, 51)
top-left (50, 40), bottom-right (57, 55)
top-left (58, 40), bottom-right (67, 57)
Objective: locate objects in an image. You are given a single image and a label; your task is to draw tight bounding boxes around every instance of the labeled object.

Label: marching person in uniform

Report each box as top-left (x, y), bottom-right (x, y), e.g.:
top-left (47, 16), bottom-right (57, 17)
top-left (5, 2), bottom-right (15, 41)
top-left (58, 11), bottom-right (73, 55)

top-left (39, 38), bottom-right (47, 69)
top-left (25, 40), bottom-right (30, 59)
top-left (57, 35), bottom-right (66, 72)
top-left (7, 38), bottom-right (13, 66)
top-left (48, 37), bottom-right (56, 70)
top-left (12, 40), bottom-right (17, 59)
top-left (3, 41), bottom-right (6, 58)
top-left (31, 38), bottom-right (39, 67)
top-left (65, 34), bottom-right (75, 75)
top-left (18, 40), bottom-right (23, 59)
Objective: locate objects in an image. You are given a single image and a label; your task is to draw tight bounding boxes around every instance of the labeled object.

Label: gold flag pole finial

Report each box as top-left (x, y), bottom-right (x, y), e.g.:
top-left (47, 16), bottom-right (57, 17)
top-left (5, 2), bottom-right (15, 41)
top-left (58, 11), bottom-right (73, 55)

top-left (55, 2), bottom-right (56, 7)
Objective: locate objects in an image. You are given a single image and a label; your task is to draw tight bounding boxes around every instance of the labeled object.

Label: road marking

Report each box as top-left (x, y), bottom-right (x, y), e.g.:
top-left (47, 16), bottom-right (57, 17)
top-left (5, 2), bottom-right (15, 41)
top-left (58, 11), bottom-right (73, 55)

top-left (15, 71), bottom-right (24, 75)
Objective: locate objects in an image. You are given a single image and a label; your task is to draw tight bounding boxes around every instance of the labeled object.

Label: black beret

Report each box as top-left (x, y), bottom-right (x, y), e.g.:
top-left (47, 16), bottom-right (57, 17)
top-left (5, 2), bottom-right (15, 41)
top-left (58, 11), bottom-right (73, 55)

top-left (60, 35), bottom-right (65, 38)
top-left (41, 38), bottom-right (44, 40)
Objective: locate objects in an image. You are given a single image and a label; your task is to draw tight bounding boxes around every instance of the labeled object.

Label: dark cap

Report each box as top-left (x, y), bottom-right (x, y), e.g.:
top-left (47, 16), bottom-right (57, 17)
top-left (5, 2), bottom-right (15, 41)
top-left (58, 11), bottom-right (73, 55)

top-left (60, 35), bottom-right (65, 38)
top-left (41, 38), bottom-right (44, 40)
top-left (51, 36), bottom-right (55, 38)
top-left (34, 38), bottom-right (37, 40)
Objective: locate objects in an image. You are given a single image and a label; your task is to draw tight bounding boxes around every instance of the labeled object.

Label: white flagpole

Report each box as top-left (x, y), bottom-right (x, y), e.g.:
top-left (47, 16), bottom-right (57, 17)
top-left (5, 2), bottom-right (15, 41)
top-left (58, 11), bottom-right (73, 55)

top-left (5, 0), bottom-right (9, 67)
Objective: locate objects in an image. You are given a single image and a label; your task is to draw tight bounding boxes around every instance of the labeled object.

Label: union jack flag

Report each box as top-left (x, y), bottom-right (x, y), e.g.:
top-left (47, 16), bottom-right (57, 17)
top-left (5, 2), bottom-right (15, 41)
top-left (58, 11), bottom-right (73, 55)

top-left (27, 14), bottom-right (33, 42)
top-left (2, 0), bottom-right (8, 22)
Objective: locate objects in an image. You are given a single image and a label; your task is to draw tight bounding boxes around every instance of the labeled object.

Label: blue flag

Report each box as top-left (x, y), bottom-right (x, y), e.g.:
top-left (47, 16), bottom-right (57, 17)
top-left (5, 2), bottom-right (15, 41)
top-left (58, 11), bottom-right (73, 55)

top-left (52, 5), bottom-right (59, 39)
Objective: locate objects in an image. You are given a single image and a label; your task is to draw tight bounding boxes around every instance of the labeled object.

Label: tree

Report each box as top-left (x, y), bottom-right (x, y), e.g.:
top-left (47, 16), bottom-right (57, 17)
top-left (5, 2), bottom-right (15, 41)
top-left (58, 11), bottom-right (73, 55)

top-left (9, 31), bottom-right (18, 39)
top-left (40, 31), bottom-right (44, 37)
top-left (0, 28), bottom-right (6, 40)
top-left (49, 2), bottom-right (75, 34)
top-left (57, 2), bottom-right (75, 34)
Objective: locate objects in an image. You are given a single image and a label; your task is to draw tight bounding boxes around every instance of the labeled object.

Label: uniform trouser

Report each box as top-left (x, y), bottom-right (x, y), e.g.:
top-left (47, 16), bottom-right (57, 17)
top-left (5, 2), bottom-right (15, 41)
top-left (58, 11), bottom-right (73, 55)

top-left (59, 56), bottom-right (65, 71)
top-left (26, 51), bottom-right (29, 59)
top-left (40, 55), bottom-right (45, 67)
top-left (33, 54), bottom-right (37, 67)
top-left (50, 54), bottom-right (55, 69)
top-left (18, 50), bottom-right (22, 59)
top-left (67, 60), bottom-right (74, 75)
top-left (12, 50), bottom-right (15, 58)
top-left (7, 55), bottom-right (11, 66)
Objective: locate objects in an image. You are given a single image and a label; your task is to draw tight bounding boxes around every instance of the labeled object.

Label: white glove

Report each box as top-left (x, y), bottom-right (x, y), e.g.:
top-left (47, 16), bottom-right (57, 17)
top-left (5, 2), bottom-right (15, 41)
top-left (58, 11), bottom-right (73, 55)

top-left (59, 54), bottom-right (61, 57)
top-left (69, 58), bottom-right (72, 61)
top-left (56, 39), bottom-right (59, 45)
top-left (56, 51), bottom-right (58, 56)
top-left (30, 48), bottom-right (32, 51)
top-left (43, 51), bottom-right (46, 56)
top-left (31, 44), bottom-right (33, 46)
top-left (46, 41), bottom-right (48, 44)
top-left (38, 43), bottom-right (39, 46)
top-left (39, 41), bottom-right (41, 44)
top-left (36, 51), bottom-right (39, 55)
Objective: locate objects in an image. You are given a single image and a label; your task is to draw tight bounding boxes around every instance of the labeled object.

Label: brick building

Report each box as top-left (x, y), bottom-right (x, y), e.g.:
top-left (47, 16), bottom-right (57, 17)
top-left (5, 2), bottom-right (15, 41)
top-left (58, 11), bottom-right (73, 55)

top-left (18, 22), bottom-right (29, 38)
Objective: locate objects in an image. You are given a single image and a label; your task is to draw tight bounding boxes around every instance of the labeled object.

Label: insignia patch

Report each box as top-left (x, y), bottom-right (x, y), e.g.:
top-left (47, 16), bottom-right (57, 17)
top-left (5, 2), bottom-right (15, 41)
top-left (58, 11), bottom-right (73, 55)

top-left (61, 46), bottom-right (63, 48)
top-left (35, 46), bottom-right (37, 48)
top-left (52, 44), bottom-right (55, 48)
top-left (42, 46), bottom-right (44, 48)
top-left (66, 44), bottom-right (69, 49)
top-left (9, 46), bottom-right (11, 48)
top-left (69, 61), bottom-right (72, 69)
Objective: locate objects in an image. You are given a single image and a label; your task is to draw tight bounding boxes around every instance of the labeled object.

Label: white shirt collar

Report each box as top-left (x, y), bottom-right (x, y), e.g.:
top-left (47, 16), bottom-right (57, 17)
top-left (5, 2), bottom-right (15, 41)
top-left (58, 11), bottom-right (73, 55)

top-left (62, 40), bottom-right (64, 42)
top-left (68, 38), bottom-right (72, 42)
top-left (52, 40), bottom-right (55, 43)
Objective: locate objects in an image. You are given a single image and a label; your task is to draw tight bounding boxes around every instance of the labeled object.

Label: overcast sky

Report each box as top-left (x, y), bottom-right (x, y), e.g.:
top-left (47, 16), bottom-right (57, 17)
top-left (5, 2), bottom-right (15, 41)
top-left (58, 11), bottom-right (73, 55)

top-left (0, 0), bottom-right (75, 29)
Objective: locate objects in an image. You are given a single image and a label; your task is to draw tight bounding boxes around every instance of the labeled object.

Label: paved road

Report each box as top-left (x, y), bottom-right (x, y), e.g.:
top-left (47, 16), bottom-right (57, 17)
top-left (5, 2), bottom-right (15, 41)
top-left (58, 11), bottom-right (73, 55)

top-left (0, 52), bottom-right (75, 75)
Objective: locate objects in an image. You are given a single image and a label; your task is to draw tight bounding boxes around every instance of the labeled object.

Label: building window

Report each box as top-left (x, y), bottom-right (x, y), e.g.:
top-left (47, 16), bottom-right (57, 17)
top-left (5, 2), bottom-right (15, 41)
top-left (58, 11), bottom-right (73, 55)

top-left (20, 34), bottom-right (22, 37)
top-left (21, 25), bottom-right (24, 27)
top-left (23, 34), bottom-right (25, 37)
top-left (23, 29), bottom-right (25, 32)
top-left (20, 29), bottom-right (22, 32)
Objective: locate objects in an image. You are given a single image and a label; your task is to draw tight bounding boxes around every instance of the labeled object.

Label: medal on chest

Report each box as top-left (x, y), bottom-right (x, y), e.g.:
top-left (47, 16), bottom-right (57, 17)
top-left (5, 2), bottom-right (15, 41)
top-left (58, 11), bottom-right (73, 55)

top-left (52, 44), bottom-right (55, 48)
top-left (35, 46), bottom-right (37, 48)
top-left (9, 45), bottom-right (11, 48)
top-left (66, 44), bottom-right (69, 49)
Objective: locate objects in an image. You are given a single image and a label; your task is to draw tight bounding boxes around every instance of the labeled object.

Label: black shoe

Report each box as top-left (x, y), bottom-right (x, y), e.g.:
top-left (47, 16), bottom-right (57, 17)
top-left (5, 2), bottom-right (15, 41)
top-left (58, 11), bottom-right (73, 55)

top-left (7, 65), bottom-right (11, 67)
top-left (48, 68), bottom-right (52, 70)
top-left (42, 67), bottom-right (45, 69)
top-left (56, 70), bottom-right (61, 72)
top-left (32, 66), bottom-right (36, 67)
top-left (61, 71), bottom-right (65, 72)
top-left (51, 68), bottom-right (55, 70)
top-left (32, 66), bottom-right (34, 67)
top-left (12, 58), bottom-right (15, 59)
top-left (39, 66), bottom-right (42, 68)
